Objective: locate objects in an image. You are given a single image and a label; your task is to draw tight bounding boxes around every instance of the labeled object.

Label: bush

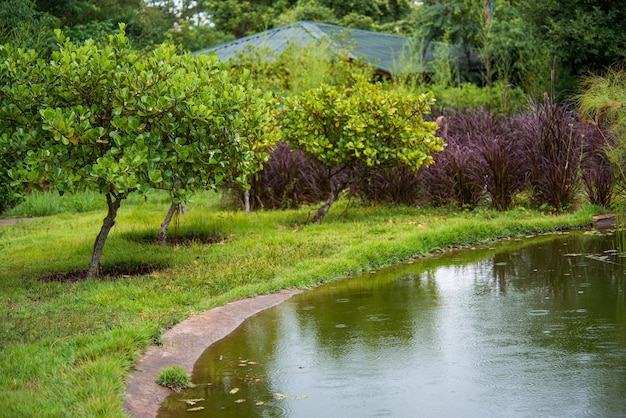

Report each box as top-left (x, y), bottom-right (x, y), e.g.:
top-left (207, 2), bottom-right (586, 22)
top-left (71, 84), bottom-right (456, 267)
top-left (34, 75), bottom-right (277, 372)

top-left (231, 142), bottom-right (330, 210)
top-left (517, 95), bottom-right (584, 211)
top-left (580, 122), bottom-right (614, 208)
top-left (352, 165), bottom-right (422, 205)
top-left (464, 111), bottom-right (528, 211)
top-left (418, 133), bottom-right (486, 209)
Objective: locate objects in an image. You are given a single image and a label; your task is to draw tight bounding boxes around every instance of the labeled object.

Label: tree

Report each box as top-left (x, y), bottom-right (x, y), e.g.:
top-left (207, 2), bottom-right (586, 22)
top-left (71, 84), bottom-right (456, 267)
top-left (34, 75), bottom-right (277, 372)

top-left (280, 78), bottom-right (443, 222)
top-left (3, 27), bottom-right (268, 277)
top-left (276, 0), bottom-right (337, 25)
top-left (517, 0), bottom-right (626, 82)
top-left (204, 0), bottom-right (284, 38)
top-left (0, 42), bottom-right (53, 212)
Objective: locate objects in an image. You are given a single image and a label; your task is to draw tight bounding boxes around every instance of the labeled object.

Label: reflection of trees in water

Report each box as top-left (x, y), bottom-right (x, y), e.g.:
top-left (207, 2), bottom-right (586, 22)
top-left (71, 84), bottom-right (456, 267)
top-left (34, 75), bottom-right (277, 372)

top-left (474, 233), bottom-right (619, 300)
top-left (293, 267), bottom-right (440, 360)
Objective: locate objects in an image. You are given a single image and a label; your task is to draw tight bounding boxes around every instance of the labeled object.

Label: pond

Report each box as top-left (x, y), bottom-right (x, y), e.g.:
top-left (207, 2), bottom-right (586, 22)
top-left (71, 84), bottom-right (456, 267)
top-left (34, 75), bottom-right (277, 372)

top-left (158, 231), bottom-right (626, 417)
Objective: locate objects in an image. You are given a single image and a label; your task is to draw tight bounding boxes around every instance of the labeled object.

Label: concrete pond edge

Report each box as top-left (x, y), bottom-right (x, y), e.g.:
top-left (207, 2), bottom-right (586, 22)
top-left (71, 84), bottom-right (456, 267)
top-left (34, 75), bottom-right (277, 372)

top-left (124, 288), bottom-right (303, 418)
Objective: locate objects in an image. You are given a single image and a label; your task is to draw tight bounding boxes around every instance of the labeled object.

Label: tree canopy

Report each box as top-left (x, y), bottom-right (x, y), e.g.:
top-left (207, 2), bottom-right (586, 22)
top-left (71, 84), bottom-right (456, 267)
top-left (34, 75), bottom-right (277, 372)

top-left (1, 27), bottom-right (277, 277)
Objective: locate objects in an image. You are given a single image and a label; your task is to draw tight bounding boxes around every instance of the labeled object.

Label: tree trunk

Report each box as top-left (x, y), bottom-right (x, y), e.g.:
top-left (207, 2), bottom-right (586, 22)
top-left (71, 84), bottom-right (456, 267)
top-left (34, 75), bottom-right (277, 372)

top-left (311, 177), bottom-right (341, 224)
top-left (244, 189), bottom-right (250, 215)
top-left (157, 202), bottom-right (181, 245)
top-left (86, 193), bottom-right (124, 279)
top-left (484, 0), bottom-right (492, 24)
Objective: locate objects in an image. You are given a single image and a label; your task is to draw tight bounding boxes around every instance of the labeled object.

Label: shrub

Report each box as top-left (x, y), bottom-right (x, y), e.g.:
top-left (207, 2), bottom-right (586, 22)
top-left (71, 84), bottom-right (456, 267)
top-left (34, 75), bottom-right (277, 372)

top-left (580, 122), bottom-right (614, 208)
top-left (230, 142), bottom-right (331, 210)
top-left (418, 133), bottom-right (486, 209)
top-left (352, 165), bottom-right (422, 205)
top-left (463, 111), bottom-right (528, 211)
top-left (516, 95), bottom-right (584, 211)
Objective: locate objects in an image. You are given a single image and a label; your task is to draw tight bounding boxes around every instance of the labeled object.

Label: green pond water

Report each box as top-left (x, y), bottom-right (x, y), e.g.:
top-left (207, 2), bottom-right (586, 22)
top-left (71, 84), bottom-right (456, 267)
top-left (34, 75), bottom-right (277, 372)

top-left (158, 231), bottom-right (626, 417)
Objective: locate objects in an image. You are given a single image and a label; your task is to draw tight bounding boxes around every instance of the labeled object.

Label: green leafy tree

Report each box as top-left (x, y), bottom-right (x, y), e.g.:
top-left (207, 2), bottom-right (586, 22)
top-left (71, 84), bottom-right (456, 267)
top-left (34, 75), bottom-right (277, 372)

top-left (3, 27), bottom-right (269, 277)
top-left (165, 19), bottom-right (233, 52)
top-left (280, 79), bottom-right (443, 222)
top-left (276, 0), bottom-right (337, 25)
top-left (518, 0), bottom-right (626, 83)
top-left (204, 0), bottom-right (284, 38)
top-left (0, 43), bottom-right (53, 212)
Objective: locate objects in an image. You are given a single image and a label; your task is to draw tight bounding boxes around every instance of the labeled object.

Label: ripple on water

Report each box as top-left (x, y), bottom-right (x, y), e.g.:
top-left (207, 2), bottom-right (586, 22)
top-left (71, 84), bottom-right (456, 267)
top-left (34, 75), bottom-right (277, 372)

top-left (529, 309), bottom-right (550, 316)
top-left (314, 375), bottom-right (352, 390)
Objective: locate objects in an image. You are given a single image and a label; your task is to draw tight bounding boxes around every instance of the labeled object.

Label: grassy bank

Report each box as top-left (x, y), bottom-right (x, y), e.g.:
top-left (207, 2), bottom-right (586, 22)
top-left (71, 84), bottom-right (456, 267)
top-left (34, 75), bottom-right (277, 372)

top-left (0, 191), bottom-right (597, 417)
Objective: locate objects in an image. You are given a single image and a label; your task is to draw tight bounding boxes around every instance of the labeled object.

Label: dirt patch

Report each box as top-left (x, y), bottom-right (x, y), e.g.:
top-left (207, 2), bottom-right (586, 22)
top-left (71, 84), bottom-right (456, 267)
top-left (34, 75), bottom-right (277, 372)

top-left (124, 289), bottom-right (302, 418)
top-left (38, 265), bottom-right (166, 283)
top-left (0, 217), bottom-right (36, 226)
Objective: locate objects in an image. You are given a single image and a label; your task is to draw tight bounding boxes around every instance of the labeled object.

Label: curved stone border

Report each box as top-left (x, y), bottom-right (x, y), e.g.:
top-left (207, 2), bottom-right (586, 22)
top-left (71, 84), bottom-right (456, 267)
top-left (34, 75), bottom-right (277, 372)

top-left (124, 289), bottom-right (303, 418)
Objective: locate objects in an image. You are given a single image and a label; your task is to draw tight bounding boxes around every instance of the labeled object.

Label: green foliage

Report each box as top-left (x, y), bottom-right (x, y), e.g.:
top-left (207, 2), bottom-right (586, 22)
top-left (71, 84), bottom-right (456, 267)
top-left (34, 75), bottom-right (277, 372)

top-left (0, 0), bottom-right (58, 52)
top-left (518, 0), bottom-right (626, 81)
top-left (276, 0), bottom-right (337, 25)
top-left (479, 4), bottom-right (551, 96)
top-left (1, 26), bottom-right (275, 275)
top-left (156, 366), bottom-right (191, 392)
top-left (226, 38), bottom-right (373, 95)
top-left (280, 79), bottom-right (442, 221)
top-left (206, 0), bottom-right (283, 38)
top-left (282, 79), bottom-right (441, 170)
top-left (3, 190), bottom-right (103, 217)
top-left (165, 20), bottom-right (234, 52)
top-left (578, 67), bottom-right (626, 204)
top-left (426, 81), bottom-right (526, 114)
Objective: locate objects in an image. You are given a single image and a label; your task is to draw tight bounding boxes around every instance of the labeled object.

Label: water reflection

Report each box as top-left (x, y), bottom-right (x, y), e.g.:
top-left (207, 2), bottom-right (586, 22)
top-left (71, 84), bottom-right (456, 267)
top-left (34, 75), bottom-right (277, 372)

top-left (158, 231), bottom-right (626, 417)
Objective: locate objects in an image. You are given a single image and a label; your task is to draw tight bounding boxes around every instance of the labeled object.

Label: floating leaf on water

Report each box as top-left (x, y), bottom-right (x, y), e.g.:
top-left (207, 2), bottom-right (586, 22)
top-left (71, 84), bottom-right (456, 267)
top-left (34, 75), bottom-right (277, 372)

top-left (235, 399), bottom-right (246, 404)
top-left (187, 406), bottom-right (205, 412)
top-left (229, 388), bottom-right (240, 394)
top-left (180, 398), bottom-right (204, 406)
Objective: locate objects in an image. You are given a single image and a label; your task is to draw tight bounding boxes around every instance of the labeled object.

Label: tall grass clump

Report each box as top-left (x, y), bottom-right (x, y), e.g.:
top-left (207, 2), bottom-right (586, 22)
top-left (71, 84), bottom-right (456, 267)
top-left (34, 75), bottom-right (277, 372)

top-left (3, 189), bottom-right (104, 217)
top-left (469, 110), bottom-right (528, 211)
top-left (418, 112), bottom-right (487, 209)
top-left (352, 165), bottom-right (422, 205)
top-left (580, 122), bottom-right (614, 208)
top-left (517, 94), bottom-right (585, 212)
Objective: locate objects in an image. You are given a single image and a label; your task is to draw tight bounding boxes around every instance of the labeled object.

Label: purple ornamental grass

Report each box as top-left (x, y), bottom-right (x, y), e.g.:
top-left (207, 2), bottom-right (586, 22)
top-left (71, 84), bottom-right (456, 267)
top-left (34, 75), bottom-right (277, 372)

top-left (580, 122), bottom-right (614, 208)
top-left (517, 95), bottom-right (584, 211)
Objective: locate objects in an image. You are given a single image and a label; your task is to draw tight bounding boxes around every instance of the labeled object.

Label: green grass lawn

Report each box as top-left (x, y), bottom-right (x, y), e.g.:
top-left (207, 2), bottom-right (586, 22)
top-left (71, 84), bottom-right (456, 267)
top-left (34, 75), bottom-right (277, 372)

top-left (0, 191), bottom-right (598, 417)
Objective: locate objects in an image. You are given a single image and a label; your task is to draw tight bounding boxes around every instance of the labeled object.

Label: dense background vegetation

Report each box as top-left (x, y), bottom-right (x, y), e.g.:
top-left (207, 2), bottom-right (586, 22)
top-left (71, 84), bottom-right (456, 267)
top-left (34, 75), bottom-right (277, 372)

top-left (2, 0), bottom-right (625, 241)
top-left (2, 0), bottom-right (625, 89)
